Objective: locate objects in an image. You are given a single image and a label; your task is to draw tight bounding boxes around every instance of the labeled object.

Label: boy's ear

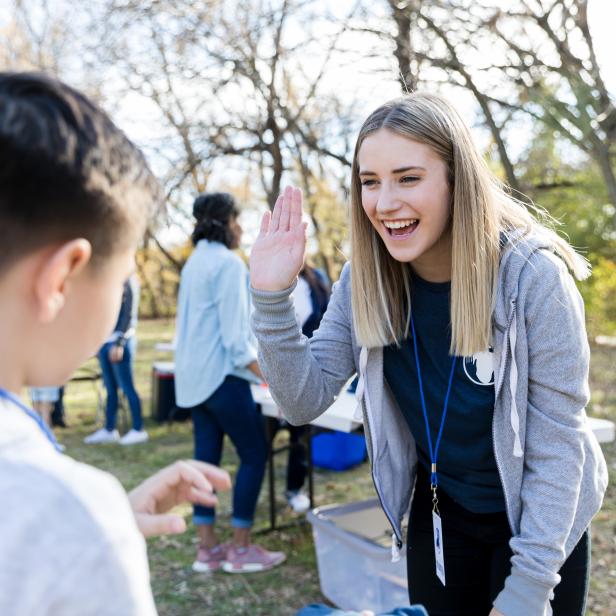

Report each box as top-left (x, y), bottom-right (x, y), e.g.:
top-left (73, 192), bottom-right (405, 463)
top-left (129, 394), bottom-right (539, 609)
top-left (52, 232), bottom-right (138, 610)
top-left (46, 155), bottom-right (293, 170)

top-left (35, 239), bottom-right (92, 323)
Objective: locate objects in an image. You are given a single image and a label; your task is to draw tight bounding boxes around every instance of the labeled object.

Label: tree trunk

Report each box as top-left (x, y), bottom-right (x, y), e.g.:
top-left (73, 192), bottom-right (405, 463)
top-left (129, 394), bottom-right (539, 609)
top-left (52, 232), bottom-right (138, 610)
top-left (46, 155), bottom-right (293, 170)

top-left (136, 258), bottom-right (161, 319)
top-left (419, 14), bottom-right (522, 196)
top-left (389, 0), bottom-right (417, 92)
top-left (473, 89), bottom-right (523, 197)
top-left (592, 141), bottom-right (616, 211)
top-left (268, 122), bottom-right (284, 211)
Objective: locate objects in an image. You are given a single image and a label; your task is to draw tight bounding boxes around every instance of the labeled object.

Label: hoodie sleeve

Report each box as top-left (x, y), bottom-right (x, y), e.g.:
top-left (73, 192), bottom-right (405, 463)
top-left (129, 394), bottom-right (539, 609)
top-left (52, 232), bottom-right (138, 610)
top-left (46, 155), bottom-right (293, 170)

top-left (493, 250), bottom-right (596, 616)
top-left (250, 263), bottom-right (356, 425)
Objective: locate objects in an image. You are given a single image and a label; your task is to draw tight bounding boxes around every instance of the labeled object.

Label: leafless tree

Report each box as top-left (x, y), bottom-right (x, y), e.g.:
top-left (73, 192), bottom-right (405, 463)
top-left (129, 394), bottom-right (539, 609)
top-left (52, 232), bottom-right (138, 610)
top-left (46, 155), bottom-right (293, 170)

top-left (80, 0), bottom-right (358, 295)
top-left (354, 0), bottom-right (614, 207)
top-left (481, 0), bottom-right (616, 209)
top-left (91, 1), bottom-right (355, 217)
top-left (351, 0), bottom-right (523, 194)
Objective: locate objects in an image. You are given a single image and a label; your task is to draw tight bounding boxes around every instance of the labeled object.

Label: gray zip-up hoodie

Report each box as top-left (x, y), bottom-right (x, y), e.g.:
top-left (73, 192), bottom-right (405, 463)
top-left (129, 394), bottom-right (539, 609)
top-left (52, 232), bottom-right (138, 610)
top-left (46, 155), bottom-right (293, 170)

top-left (251, 235), bottom-right (608, 616)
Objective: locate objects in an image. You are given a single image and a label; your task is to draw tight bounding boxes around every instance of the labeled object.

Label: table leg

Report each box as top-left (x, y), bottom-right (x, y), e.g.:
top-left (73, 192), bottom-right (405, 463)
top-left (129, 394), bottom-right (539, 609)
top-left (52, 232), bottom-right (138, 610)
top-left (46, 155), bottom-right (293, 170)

top-left (265, 416), bottom-right (277, 531)
top-left (150, 368), bottom-right (157, 421)
top-left (307, 426), bottom-right (314, 508)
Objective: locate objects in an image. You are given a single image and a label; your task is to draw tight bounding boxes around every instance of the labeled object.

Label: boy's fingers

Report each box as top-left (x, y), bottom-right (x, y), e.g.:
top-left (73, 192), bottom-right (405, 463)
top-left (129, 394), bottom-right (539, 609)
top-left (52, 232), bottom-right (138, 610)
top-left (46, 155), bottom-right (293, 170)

top-left (189, 486), bottom-right (219, 507)
top-left (133, 461), bottom-right (230, 514)
top-left (137, 513), bottom-right (186, 537)
top-left (168, 461), bottom-right (215, 497)
top-left (183, 460), bottom-right (231, 491)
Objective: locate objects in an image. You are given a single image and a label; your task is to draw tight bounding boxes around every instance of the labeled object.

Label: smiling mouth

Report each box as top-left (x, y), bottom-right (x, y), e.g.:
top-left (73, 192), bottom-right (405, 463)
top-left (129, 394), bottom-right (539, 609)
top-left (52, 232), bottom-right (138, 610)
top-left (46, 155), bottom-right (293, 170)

top-left (382, 219), bottom-right (419, 239)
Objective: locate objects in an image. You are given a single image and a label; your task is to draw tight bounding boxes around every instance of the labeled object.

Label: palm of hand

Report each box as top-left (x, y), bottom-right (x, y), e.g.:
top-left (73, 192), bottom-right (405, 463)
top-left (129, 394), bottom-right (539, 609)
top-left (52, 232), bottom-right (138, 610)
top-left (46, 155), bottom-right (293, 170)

top-left (250, 186), bottom-right (307, 291)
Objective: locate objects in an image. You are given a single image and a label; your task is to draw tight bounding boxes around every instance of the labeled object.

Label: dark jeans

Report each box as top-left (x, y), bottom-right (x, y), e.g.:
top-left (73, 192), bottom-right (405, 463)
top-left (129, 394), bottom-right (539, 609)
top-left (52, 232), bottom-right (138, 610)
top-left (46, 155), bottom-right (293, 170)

top-left (99, 339), bottom-right (143, 431)
top-left (407, 466), bottom-right (590, 616)
top-left (286, 424), bottom-right (308, 492)
top-left (189, 375), bottom-right (268, 528)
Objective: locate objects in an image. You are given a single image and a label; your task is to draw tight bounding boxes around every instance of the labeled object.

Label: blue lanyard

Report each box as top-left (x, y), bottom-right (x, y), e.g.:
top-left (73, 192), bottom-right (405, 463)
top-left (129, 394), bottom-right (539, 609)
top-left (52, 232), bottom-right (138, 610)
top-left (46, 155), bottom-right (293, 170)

top-left (0, 388), bottom-right (63, 453)
top-left (409, 309), bottom-right (456, 503)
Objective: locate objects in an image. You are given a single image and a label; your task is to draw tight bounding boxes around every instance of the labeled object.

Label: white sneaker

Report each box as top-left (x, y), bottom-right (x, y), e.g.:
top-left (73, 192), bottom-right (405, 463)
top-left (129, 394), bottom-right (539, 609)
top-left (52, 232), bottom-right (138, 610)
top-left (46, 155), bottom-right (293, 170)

top-left (287, 491), bottom-right (310, 513)
top-left (119, 429), bottom-right (149, 446)
top-left (84, 428), bottom-right (120, 444)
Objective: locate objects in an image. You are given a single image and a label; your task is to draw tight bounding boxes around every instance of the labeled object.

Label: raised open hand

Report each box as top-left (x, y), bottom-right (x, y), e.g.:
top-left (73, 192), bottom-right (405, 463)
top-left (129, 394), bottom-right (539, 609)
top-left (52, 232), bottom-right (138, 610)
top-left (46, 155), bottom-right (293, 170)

top-left (250, 185), bottom-right (307, 292)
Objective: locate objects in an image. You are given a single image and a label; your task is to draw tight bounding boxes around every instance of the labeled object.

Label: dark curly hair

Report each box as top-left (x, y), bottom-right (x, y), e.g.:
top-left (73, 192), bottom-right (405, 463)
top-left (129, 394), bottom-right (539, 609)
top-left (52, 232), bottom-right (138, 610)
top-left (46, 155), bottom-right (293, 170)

top-left (191, 192), bottom-right (240, 248)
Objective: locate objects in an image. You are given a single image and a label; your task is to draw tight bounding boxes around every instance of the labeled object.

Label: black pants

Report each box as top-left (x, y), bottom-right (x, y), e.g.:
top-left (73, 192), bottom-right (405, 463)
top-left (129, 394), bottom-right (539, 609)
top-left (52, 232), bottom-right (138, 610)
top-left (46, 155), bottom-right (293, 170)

top-left (407, 466), bottom-right (590, 616)
top-left (51, 387), bottom-right (65, 427)
top-left (271, 421), bottom-right (308, 492)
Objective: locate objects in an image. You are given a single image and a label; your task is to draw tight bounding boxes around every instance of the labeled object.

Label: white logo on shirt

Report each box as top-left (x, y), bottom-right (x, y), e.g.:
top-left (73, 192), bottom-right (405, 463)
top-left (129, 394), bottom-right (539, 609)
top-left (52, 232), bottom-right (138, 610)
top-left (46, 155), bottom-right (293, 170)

top-left (463, 347), bottom-right (494, 386)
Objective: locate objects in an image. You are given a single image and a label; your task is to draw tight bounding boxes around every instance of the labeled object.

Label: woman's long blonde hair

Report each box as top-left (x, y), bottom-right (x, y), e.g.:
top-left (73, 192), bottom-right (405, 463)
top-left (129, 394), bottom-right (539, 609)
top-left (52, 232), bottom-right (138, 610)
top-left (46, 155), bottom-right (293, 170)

top-left (350, 93), bottom-right (589, 356)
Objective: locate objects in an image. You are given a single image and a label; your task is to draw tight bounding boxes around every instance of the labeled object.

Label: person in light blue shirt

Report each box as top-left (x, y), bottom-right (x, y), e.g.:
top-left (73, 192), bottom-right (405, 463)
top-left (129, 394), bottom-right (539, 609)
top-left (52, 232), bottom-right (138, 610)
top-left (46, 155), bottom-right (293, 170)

top-left (175, 192), bottom-right (286, 574)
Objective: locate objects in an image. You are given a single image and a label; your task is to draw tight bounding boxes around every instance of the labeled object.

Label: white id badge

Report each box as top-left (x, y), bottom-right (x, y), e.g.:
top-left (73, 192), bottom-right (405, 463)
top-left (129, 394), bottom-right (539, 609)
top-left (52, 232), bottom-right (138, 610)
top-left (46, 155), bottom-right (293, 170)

top-left (432, 510), bottom-right (446, 586)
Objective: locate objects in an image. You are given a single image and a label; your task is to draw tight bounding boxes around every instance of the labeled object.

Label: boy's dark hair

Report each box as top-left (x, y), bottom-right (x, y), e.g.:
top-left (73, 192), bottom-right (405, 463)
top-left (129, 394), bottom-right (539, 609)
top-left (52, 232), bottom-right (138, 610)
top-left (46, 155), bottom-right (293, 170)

top-left (191, 192), bottom-right (240, 248)
top-left (0, 72), bottom-right (162, 271)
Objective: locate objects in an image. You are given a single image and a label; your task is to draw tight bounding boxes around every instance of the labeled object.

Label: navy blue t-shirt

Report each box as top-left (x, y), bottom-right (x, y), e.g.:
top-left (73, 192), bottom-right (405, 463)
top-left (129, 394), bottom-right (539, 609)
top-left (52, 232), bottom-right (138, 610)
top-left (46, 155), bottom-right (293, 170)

top-left (383, 272), bottom-right (505, 513)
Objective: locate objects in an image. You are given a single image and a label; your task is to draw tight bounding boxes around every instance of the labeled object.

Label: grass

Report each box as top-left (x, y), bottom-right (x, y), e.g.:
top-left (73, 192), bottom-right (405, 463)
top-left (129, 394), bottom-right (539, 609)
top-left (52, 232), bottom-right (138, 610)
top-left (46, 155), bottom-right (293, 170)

top-left (57, 319), bottom-right (616, 615)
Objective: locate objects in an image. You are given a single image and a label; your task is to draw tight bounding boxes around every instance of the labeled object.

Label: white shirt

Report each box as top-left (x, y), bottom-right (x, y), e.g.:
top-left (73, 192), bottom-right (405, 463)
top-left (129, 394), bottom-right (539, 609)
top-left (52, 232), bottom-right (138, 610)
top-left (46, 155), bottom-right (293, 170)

top-left (0, 395), bottom-right (157, 615)
top-left (292, 276), bottom-right (313, 330)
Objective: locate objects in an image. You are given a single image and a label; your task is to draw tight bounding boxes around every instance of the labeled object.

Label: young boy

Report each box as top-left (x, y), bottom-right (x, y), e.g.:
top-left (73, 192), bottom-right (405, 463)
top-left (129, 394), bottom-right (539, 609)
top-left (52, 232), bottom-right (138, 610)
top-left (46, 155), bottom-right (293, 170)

top-left (0, 72), bottom-right (231, 614)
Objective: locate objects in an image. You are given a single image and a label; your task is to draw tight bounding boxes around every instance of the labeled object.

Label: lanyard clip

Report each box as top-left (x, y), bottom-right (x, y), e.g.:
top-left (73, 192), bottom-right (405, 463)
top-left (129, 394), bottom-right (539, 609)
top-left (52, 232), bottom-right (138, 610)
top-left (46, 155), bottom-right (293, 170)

top-left (430, 463), bottom-right (440, 514)
top-left (431, 483), bottom-right (440, 514)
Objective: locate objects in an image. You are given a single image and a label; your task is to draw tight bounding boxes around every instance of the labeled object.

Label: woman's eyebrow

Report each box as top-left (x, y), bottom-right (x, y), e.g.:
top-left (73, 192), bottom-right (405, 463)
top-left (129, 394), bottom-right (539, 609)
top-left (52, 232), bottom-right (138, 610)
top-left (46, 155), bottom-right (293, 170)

top-left (358, 165), bottom-right (426, 176)
top-left (392, 165), bottom-right (426, 173)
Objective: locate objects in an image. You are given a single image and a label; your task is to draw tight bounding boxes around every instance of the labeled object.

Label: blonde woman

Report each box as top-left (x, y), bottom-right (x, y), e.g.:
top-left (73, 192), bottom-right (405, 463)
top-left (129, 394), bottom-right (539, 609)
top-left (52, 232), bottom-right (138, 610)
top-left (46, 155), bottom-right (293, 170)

top-left (249, 95), bottom-right (607, 616)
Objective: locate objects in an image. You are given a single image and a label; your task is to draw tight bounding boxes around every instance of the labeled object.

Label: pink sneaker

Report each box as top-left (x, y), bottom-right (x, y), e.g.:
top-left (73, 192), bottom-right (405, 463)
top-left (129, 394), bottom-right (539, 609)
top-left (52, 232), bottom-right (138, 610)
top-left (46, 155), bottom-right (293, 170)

top-left (192, 543), bottom-right (229, 572)
top-left (222, 543), bottom-right (286, 573)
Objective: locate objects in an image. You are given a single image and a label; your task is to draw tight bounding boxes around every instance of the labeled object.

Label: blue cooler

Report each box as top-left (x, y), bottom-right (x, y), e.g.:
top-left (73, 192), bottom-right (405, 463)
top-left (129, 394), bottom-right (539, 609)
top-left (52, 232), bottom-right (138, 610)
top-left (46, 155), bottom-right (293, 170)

top-left (311, 431), bottom-right (367, 471)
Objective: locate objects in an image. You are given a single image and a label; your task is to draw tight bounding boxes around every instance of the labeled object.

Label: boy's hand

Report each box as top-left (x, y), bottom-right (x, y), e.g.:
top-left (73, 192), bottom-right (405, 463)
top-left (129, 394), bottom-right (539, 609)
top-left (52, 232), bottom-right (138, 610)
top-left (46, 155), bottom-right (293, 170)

top-left (128, 460), bottom-right (231, 537)
top-left (488, 609), bottom-right (504, 616)
top-left (109, 344), bottom-right (124, 363)
top-left (249, 185), bottom-right (307, 292)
